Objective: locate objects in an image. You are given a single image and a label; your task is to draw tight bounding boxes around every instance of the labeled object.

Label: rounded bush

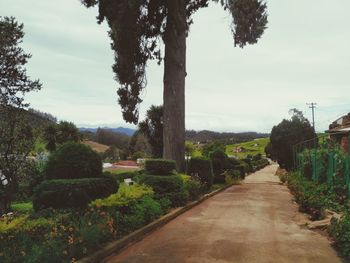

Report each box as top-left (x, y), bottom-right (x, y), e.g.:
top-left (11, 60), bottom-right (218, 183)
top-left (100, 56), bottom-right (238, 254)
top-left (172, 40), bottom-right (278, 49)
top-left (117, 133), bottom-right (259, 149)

top-left (45, 142), bottom-right (102, 179)
top-left (187, 157), bottom-right (214, 188)
top-left (145, 159), bottom-right (176, 175)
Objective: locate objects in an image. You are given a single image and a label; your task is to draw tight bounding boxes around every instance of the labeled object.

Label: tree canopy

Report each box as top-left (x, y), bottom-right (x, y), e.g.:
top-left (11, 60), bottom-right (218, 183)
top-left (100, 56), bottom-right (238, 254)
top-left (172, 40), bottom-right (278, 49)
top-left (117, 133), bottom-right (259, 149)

top-left (81, 0), bottom-right (268, 123)
top-left (139, 105), bottom-right (163, 157)
top-left (269, 109), bottom-right (316, 170)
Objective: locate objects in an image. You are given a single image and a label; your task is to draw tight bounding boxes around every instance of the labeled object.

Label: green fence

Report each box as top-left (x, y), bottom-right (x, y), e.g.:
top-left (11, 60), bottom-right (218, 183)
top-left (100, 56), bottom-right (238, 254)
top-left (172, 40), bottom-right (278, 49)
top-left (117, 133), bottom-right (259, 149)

top-left (293, 133), bottom-right (350, 194)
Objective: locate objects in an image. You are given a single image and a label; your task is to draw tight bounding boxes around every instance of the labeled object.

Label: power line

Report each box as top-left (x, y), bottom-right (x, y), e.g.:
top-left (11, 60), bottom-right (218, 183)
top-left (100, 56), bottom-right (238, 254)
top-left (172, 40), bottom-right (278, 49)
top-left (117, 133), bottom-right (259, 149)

top-left (307, 102), bottom-right (317, 131)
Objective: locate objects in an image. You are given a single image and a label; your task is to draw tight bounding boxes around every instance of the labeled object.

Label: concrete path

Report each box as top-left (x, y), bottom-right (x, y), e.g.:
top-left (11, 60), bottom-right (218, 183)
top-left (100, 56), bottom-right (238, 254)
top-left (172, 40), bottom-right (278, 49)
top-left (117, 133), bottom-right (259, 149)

top-left (105, 165), bottom-right (343, 263)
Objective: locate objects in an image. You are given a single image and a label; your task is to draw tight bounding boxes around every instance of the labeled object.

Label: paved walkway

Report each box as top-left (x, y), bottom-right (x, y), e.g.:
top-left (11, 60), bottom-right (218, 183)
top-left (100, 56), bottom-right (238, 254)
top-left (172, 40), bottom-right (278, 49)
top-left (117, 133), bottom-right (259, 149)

top-left (105, 165), bottom-right (343, 263)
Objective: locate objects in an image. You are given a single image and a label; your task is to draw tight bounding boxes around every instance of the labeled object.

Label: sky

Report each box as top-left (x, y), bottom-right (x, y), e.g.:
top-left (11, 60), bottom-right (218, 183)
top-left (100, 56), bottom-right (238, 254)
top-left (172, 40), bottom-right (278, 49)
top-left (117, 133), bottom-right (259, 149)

top-left (1, 0), bottom-right (349, 133)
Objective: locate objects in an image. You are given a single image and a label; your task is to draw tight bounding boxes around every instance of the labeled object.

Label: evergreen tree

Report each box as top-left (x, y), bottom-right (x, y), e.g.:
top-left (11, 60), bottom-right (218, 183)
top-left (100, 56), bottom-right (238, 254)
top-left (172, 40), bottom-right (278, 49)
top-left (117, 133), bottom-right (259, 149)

top-left (81, 0), bottom-right (268, 171)
top-left (0, 17), bottom-right (42, 214)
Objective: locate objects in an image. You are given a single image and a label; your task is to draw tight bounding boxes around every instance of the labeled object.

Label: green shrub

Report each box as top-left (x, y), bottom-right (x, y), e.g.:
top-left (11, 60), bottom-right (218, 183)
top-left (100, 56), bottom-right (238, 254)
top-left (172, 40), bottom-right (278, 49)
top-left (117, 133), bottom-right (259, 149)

top-left (225, 157), bottom-right (240, 169)
top-left (223, 170), bottom-right (241, 184)
top-left (144, 159), bottom-right (176, 175)
top-left (180, 174), bottom-right (202, 201)
top-left (209, 150), bottom-right (228, 183)
top-left (233, 164), bottom-right (247, 179)
top-left (91, 183), bottom-right (162, 235)
top-left (139, 175), bottom-right (188, 207)
top-left (329, 213), bottom-right (350, 259)
top-left (45, 142), bottom-right (102, 179)
top-left (287, 172), bottom-right (344, 220)
top-left (115, 196), bottom-right (163, 235)
top-left (187, 157), bottom-right (214, 188)
top-left (90, 183), bottom-right (154, 207)
top-left (0, 184), bottom-right (163, 263)
top-left (33, 177), bottom-right (117, 211)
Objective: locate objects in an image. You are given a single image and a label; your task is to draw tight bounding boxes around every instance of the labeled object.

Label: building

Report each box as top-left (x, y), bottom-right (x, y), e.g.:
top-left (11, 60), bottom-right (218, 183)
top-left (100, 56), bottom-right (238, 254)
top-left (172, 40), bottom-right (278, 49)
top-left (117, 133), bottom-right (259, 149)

top-left (326, 113), bottom-right (350, 153)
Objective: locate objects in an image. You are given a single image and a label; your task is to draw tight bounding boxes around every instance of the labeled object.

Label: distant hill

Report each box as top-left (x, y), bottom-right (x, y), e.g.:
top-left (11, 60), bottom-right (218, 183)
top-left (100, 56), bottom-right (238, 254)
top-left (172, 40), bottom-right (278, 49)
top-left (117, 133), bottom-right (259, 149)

top-left (7, 107), bottom-right (57, 128)
top-left (186, 130), bottom-right (269, 144)
top-left (79, 127), bottom-right (135, 136)
top-left (82, 140), bottom-right (110, 153)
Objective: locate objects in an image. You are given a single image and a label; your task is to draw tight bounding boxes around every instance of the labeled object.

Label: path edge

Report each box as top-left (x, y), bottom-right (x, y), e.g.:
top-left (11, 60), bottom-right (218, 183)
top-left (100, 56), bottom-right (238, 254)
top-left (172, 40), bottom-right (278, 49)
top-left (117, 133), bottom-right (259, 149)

top-left (77, 183), bottom-right (234, 263)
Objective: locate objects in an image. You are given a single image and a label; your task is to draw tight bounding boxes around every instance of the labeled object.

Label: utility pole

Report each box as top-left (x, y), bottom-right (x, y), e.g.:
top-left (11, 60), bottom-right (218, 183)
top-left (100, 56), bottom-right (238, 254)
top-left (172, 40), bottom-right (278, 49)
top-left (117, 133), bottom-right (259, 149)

top-left (307, 102), bottom-right (317, 181)
top-left (307, 102), bottom-right (317, 132)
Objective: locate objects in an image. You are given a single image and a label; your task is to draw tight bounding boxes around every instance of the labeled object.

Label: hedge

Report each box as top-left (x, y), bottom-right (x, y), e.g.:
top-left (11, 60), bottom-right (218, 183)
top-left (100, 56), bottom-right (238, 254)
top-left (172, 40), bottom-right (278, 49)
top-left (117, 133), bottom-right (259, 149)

top-left (144, 159), bottom-right (176, 175)
top-left (45, 142), bottom-right (102, 180)
top-left (138, 175), bottom-right (188, 207)
top-left (187, 157), bottom-right (214, 188)
top-left (33, 177), bottom-right (117, 211)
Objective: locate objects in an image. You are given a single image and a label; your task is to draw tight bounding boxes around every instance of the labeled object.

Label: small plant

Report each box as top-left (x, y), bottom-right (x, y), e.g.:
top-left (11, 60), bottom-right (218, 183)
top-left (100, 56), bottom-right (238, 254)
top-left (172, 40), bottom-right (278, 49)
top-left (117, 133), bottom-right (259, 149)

top-left (329, 213), bottom-right (350, 258)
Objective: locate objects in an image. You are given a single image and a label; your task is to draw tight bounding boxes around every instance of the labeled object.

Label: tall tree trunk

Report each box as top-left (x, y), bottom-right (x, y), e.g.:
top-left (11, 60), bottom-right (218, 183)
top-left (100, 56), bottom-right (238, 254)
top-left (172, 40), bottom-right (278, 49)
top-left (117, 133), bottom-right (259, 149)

top-left (163, 0), bottom-right (186, 172)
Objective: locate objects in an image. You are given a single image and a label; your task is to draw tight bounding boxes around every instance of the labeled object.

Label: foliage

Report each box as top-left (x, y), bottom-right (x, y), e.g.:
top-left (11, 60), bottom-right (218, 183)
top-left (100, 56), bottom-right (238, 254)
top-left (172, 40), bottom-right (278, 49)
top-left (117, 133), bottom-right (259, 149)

top-left (45, 142), bottom-right (102, 180)
top-left (90, 183), bottom-right (153, 207)
top-left (0, 182), bottom-right (163, 262)
top-left (131, 151), bottom-right (146, 161)
top-left (185, 141), bottom-right (195, 159)
top-left (139, 105), bottom-right (163, 158)
top-left (138, 175), bottom-right (188, 207)
top-left (0, 17), bottom-right (42, 214)
top-left (187, 157), bottom-right (214, 188)
top-left (128, 131), bottom-right (151, 158)
top-left (91, 183), bottom-right (163, 235)
top-left (329, 213), bottom-right (350, 259)
top-left (287, 172), bottom-right (345, 220)
top-left (144, 159), bottom-right (176, 175)
top-left (33, 177), bottom-right (117, 211)
top-left (101, 145), bottom-right (122, 163)
top-left (43, 121), bottom-right (80, 151)
top-left (179, 174), bottom-right (203, 201)
top-left (269, 109), bottom-right (315, 170)
top-left (202, 141), bottom-right (226, 157)
top-left (0, 209), bottom-right (116, 263)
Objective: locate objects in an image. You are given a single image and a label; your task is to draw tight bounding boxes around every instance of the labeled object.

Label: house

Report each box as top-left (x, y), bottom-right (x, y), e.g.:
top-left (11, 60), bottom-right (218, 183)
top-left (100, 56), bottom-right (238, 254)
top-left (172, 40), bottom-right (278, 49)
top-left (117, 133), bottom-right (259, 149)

top-left (326, 113), bottom-right (350, 153)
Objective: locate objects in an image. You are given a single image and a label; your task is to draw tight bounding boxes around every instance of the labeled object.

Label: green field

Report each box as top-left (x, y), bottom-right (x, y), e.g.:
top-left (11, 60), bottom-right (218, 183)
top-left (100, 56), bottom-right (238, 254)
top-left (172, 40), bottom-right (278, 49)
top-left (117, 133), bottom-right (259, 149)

top-left (225, 137), bottom-right (270, 159)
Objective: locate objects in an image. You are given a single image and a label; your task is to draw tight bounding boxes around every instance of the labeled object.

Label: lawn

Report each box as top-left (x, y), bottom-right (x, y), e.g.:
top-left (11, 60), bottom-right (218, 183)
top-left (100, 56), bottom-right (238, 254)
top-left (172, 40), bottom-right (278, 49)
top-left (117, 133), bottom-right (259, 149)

top-left (225, 137), bottom-right (270, 159)
top-left (11, 202), bottom-right (33, 213)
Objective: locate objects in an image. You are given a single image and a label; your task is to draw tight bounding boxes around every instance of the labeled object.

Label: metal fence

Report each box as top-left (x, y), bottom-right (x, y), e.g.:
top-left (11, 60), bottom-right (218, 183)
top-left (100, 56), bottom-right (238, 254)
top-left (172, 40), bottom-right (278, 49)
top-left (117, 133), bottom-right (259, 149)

top-left (293, 133), bottom-right (350, 194)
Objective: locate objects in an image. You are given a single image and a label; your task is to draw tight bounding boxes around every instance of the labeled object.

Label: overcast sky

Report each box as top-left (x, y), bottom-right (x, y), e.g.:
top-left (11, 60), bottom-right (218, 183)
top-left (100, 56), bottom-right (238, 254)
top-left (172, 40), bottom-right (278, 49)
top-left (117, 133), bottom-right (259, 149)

top-left (1, 0), bottom-right (349, 133)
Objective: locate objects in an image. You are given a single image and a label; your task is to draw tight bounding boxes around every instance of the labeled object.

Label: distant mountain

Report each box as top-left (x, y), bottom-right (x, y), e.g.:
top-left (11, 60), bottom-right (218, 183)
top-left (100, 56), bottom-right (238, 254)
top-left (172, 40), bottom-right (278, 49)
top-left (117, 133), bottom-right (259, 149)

top-left (79, 127), bottom-right (136, 136)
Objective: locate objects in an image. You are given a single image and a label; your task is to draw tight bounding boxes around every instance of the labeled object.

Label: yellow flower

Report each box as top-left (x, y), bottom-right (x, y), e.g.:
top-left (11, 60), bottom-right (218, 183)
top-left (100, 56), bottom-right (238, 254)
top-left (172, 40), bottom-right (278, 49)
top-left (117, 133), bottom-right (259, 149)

top-left (21, 251), bottom-right (26, 256)
top-left (71, 257), bottom-right (77, 263)
top-left (63, 250), bottom-right (68, 256)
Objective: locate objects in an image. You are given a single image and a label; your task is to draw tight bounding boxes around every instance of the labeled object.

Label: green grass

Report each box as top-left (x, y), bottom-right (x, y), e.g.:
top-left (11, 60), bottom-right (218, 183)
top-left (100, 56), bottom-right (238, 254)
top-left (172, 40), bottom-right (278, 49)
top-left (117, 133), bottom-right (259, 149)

top-left (11, 202), bottom-right (33, 213)
top-left (225, 137), bottom-right (270, 159)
